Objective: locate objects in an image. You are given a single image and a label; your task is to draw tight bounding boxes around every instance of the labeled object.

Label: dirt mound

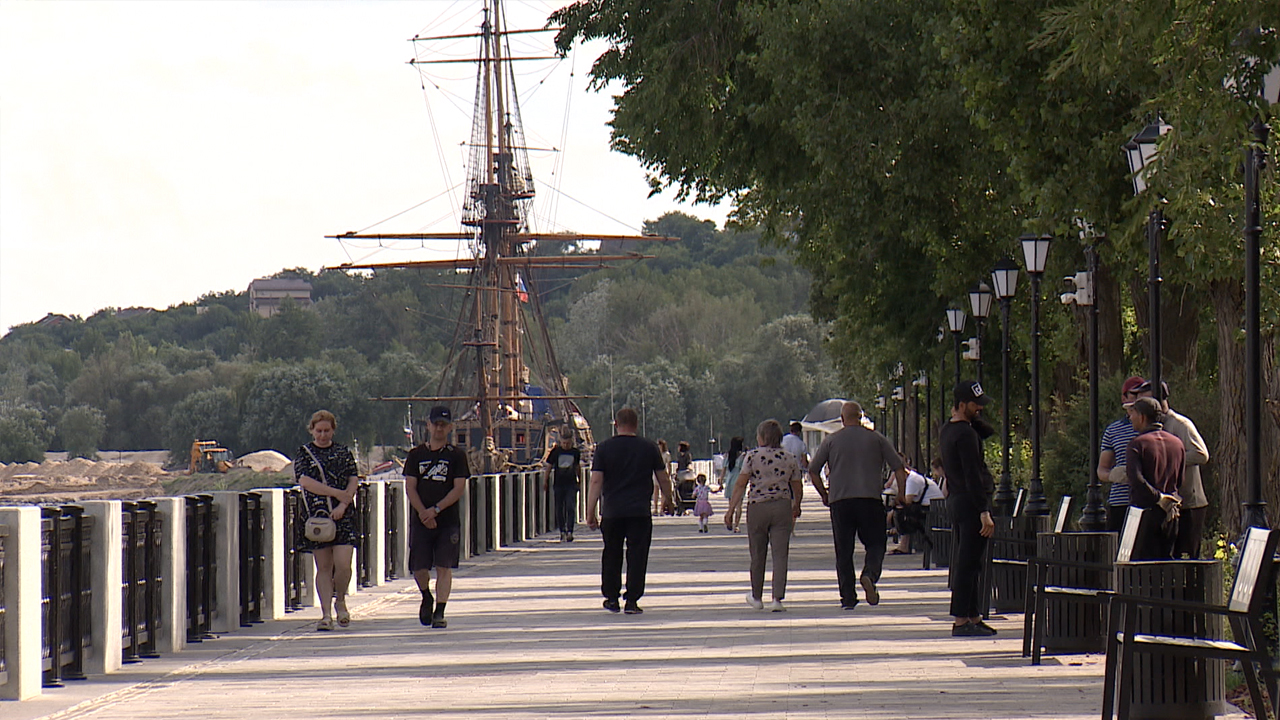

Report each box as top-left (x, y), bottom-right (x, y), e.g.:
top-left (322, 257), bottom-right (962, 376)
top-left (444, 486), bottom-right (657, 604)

top-left (0, 458), bottom-right (171, 506)
top-left (237, 450), bottom-right (291, 473)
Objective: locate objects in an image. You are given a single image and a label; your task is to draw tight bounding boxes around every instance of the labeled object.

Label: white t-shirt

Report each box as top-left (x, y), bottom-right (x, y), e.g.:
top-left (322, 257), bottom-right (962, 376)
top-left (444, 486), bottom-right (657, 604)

top-left (888, 470), bottom-right (945, 506)
top-left (781, 433), bottom-right (808, 470)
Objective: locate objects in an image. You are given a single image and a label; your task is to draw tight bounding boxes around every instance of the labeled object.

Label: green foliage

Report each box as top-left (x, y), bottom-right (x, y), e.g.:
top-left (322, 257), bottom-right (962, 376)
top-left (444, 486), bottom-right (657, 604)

top-left (239, 362), bottom-right (360, 455)
top-left (166, 388), bottom-right (240, 463)
top-left (0, 402), bottom-right (51, 463)
top-left (58, 405), bottom-right (106, 459)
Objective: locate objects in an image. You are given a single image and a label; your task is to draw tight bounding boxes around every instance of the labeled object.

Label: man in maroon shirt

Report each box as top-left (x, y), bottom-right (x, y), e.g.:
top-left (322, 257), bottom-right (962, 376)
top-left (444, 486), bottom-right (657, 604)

top-left (1124, 397), bottom-right (1185, 560)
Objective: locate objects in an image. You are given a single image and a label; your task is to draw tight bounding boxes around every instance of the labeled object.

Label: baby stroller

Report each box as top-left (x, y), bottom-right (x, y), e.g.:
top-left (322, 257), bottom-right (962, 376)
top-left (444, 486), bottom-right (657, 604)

top-left (673, 470), bottom-right (697, 515)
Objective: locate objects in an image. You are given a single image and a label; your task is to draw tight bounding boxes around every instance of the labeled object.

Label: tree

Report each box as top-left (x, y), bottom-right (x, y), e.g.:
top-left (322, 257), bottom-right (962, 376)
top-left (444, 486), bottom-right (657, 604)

top-left (58, 405), bottom-right (106, 459)
top-left (239, 363), bottom-right (359, 454)
top-left (166, 388), bottom-right (240, 463)
top-left (0, 402), bottom-right (51, 463)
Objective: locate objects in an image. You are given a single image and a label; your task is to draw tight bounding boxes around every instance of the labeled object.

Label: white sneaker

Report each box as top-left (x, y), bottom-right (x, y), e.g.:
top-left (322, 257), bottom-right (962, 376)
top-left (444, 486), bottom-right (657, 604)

top-left (745, 592), bottom-right (764, 610)
top-left (770, 600), bottom-right (785, 613)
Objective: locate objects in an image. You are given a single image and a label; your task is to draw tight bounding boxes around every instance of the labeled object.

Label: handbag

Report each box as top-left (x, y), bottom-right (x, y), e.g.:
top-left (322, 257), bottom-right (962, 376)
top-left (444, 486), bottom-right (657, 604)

top-left (301, 445), bottom-right (337, 543)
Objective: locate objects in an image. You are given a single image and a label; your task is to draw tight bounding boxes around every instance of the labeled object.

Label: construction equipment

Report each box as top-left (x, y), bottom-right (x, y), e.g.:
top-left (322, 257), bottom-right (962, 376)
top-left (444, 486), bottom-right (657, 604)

top-left (189, 440), bottom-right (233, 474)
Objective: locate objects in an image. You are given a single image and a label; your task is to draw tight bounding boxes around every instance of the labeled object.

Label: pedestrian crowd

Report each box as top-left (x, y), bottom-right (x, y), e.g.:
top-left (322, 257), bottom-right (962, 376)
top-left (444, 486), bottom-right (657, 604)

top-left (293, 375), bottom-right (1210, 636)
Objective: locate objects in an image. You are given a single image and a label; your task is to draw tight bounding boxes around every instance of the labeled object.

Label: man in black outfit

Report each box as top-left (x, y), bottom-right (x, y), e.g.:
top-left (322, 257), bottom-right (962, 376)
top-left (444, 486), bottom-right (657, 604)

top-left (543, 427), bottom-right (582, 542)
top-left (938, 381), bottom-right (997, 637)
top-left (587, 407), bottom-right (673, 614)
top-left (403, 405), bottom-right (470, 629)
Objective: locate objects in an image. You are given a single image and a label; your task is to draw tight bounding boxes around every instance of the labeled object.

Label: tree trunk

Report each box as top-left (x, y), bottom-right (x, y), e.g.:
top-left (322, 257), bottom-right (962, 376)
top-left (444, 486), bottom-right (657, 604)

top-left (1129, 277), bottom-right (1201, 379)
top-left (1210, 279), bottom-right (1246, 534)
top-left (1094, 261), bottom-right (1125, 378)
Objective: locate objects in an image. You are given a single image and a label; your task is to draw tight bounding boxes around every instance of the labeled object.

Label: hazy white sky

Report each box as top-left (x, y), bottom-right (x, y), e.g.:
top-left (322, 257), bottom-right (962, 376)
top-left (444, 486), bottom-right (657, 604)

top-left (0, 0), bottom-right (726, 333)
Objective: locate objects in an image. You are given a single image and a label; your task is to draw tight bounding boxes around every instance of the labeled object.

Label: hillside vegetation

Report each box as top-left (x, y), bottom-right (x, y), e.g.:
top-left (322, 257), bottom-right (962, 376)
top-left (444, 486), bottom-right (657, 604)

top-left (0, 212), bottom-right (836, 463)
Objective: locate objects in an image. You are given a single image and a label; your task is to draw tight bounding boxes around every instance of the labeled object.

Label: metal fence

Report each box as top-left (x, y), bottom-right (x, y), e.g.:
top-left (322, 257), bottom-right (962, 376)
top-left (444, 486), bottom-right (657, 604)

top-left (185, 495), bottom-right (215, 643)
top-left (1, 523), bottom-right (9, 688)
top-left (385, 487), bottom-right (401, 581)
top-left (238, 492), bottom-right (265, 627)
top-left (356, 482), bottom-right (374, 589)
top-left (283, 489), bottom-right (307, 611)
top-left (40, 505), bottom-right (92, 687)
top-left (121, 500), bottom-right (162, 663)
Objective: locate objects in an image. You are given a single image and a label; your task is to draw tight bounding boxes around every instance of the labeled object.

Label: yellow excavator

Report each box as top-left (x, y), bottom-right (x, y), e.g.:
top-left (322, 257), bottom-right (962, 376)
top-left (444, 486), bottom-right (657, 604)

top-left (189, 440), bottom-right (233, 474)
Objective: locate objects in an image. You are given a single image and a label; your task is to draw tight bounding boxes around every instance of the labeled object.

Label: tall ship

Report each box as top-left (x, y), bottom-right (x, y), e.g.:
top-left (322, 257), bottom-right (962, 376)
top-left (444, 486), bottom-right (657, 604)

top-left (327, 1), bottom-right (672, 472)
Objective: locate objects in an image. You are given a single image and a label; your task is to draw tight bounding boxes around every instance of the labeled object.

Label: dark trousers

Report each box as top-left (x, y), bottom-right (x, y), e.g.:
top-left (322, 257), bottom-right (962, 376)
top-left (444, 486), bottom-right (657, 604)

top-left (1105, 505), bottom-right (1128, 533)
top-left (949, 510), bottom-right (988, 618)
top-left (829, 498), bottom-right (887, 605)
top-left (1132, 506), bottom-right (1177, 561)
top-left (600, 515), bottom-right (653, 602)
top-left (554, 484), bottom-right (578, 534)
top-left (1175, 505), bottom-right (1207, 559)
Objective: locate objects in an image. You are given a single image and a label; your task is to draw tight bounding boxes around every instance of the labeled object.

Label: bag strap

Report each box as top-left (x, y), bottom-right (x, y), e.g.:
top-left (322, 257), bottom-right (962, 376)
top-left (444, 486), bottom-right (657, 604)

top-left (301, 444), bottom-right (335, 514)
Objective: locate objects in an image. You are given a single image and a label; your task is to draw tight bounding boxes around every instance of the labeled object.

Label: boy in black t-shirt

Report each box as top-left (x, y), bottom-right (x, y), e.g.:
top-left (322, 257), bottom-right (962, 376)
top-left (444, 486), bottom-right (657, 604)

top-left (544, 428), bottom-right (582, 542)
top-left (403, 405), bottom-right (470, 628)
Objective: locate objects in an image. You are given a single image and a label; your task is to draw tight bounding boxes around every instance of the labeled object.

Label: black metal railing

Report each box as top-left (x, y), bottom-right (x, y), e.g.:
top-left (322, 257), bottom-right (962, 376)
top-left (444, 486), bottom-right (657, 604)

top-left (185, 494), bottom-right (215, 643)
top-left (40, 505), bottom-right (92, 687)
top-left (283, 489), bottom-right (306, 611)
top-left (238, 492), bottom-right (265, 627)
top-left (357, 482), bottom-right (374, 588)
top-left (1, 523), bottom-right (9, 688)
top-left (121, 500), bottom-right (162, 663)
top-left (385, 484), bottom-right (400, 580)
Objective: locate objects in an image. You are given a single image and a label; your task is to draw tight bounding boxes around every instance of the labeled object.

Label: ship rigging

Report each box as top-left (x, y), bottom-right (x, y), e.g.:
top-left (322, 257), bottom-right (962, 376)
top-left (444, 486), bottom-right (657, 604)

top-left (327, 1), bottom-right (675, 472)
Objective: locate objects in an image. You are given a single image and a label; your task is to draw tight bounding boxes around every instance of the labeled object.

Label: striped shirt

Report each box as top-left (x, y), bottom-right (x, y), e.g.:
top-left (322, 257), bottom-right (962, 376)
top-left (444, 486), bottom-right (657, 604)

top-left (1100, 416), bottom-right (1137, 506)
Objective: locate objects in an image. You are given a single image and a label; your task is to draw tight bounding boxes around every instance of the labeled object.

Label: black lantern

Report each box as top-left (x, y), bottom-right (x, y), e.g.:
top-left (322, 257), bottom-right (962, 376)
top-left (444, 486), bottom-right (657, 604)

top-left (1124, 120), bottom-right (1172, 405)
top-left (990, 257), bottom-right (1019, 517)
top-left (1234, 44), bottom-right (1280, 532)
top-left (945, 307), bottom-right (966, 386)
top-left (1020, 234), bottom-right (1052, 516)
top-left (968, 282), bottom-right (994, 385)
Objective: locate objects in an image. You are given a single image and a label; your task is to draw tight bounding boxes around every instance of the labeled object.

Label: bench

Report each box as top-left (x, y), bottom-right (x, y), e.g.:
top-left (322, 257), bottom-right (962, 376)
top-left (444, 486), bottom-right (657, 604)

top-left (1102, 526), bottom-right (1277, 720)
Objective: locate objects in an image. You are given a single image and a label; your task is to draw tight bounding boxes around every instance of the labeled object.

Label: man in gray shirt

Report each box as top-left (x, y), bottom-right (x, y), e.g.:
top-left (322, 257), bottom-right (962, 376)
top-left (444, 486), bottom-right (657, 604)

top-left (809, 401), bottom-right (907, 609)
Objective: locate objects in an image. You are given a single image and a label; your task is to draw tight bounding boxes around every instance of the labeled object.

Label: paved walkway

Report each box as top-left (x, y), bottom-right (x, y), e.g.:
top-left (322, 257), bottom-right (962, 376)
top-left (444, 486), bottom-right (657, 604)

top-left (11, 494), bottom-right (1244, 720)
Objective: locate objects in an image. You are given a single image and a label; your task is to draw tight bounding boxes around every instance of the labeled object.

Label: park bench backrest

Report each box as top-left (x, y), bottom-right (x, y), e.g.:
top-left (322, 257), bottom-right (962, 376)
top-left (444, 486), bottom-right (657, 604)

top-left (1115, 507), bottom-right (1143, 563)
top-left (1228, 527), bottom-right (1279, 615)
top-left (1053, 496), bottom-right (1072, 533)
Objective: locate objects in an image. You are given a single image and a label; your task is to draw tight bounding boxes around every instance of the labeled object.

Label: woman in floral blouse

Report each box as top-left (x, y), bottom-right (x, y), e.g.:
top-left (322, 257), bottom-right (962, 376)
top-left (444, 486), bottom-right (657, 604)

top-left (725, 419), bottom-right (804, 612)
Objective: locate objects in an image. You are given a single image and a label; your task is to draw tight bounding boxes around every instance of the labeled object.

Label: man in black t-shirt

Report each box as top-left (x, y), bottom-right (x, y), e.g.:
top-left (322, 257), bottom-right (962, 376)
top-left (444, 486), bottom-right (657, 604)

top-left (544, 429), bottom-right (582, 542)
top-left (939, 381), bottom-right (997, 638)
top-left (403, 405), bottom-right (470, 629)
top-left (588, 407), bottom-right (673, 614)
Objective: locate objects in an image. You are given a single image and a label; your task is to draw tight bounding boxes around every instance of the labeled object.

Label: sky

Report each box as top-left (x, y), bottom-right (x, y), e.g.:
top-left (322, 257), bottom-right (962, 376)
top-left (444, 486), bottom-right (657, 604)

top-left (0, 0), bottom-right (727, 334)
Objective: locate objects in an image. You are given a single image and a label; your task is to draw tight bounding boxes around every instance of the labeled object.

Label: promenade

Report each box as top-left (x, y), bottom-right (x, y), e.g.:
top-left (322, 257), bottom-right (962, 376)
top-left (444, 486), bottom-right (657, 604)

top-left (10, 493), bottom-right (1239, 720)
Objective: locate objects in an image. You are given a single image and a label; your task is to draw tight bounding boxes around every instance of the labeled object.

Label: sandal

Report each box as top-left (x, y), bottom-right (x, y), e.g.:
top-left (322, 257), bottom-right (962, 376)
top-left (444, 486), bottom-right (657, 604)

top-left (316, 617), bottom-right (334, 632)
top-left (336, 600), bottom-right (351, 627)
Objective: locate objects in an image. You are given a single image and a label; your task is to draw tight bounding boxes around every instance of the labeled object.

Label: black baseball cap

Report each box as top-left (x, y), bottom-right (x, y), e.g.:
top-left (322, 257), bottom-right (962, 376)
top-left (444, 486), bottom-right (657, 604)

top-left (429, 405), bottom-right (452, 423)
top-left (954, 380), bottom-right (992, 406)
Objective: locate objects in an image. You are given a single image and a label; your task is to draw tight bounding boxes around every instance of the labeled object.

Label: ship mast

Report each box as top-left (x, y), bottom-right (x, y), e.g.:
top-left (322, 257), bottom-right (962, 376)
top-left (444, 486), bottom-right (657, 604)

top-left (326, 0), bottom-right (676, 468)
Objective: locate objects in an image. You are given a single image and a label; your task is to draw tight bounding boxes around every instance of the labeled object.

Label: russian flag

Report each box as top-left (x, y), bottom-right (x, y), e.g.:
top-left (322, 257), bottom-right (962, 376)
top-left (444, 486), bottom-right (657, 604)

top-left (516, 273), bottom-right (529, 303)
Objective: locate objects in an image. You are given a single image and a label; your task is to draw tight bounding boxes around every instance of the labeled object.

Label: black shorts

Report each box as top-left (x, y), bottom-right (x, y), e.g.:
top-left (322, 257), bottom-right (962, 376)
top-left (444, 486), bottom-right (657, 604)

top-left (409, 522), bottom-right (461, 571)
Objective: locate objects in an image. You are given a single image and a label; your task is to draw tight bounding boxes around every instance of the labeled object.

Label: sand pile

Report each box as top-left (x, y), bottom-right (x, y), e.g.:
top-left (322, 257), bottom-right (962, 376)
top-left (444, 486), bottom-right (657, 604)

top-left (0, 458), bottom-right (169, 504)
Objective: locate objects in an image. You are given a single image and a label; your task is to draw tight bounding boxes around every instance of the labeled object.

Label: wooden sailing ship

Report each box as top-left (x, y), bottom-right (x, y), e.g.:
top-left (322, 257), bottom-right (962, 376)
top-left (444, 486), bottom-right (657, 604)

top-left (327, 1), bottom-right (673, 472)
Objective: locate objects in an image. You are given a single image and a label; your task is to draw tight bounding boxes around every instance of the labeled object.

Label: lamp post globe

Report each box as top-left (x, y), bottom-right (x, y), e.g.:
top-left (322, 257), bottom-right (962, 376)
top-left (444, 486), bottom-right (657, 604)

top-left (1020, 234), bottom-right (1052, 516)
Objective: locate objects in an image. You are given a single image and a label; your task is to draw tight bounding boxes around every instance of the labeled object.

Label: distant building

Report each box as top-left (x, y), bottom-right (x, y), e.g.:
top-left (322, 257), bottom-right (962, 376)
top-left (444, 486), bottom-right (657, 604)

top-left (248, 278), bottom-right (313, 317)
top-left (114, 307), bottom-right (155, 320)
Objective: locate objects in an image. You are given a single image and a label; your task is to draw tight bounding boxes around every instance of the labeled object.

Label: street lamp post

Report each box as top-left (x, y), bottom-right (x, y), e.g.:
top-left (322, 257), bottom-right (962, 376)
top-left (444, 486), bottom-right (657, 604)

top-left (1238, 54), bottom-right (1280, 531)
top-left (1021, 235), bottom-right (1052, 516)
top-left (875, 395), bottom-right (887, 435)
top-left (1124, 120), bottom-right (1173, 405)
top-left (913, 373), bottom-right (927, 468)
top-left (945, 307), bottom-right (966, 386)
top-left (990, 257), bottom-right (1019, 517)
top-left (968, 283), bottom-right (994, 386)
top-left (892, 385), bottom-right (905, 452)
top-left (1062, 237), bottom-right (1105, 530)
